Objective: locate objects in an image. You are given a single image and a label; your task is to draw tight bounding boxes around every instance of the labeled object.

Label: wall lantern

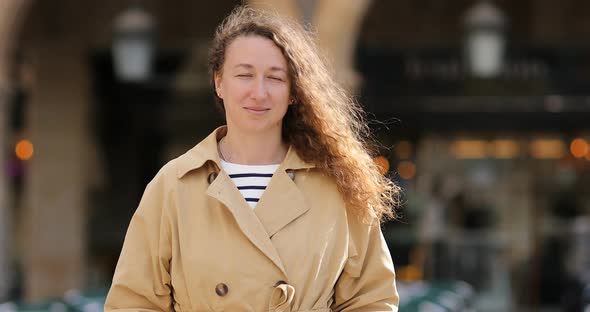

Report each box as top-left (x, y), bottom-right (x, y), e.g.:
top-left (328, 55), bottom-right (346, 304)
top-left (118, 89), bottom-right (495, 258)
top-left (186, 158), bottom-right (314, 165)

top-left (464, 0), bottom-right (507, 78)
top-left (112, 4), bottom-right (156, 82)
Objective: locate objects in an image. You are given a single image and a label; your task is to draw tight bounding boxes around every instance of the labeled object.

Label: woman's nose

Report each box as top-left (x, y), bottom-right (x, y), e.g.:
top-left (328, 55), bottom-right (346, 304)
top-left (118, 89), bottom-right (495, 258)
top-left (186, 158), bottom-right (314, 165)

top-left (250, 78), bottom-right (268, 100)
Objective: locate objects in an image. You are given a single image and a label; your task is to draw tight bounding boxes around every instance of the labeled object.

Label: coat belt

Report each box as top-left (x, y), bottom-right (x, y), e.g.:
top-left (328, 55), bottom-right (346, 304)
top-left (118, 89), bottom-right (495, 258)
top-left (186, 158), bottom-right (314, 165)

top-left (269, 283), bottom-right (295, 312)
top-left (268, 283), bottom-right (331, 312)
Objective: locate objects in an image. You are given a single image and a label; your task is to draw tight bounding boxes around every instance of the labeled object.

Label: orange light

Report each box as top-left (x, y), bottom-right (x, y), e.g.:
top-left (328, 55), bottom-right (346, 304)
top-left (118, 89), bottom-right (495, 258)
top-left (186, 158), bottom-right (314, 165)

top-left (397, 265), bottom-right (423, 282)
top-left (451, 140), bottom-right (488, 159)
top-left (15, 140), bottom-right (34, 161)
top-left (570, 138), bottom-right (589, 158)
top-left (586, 152), bottom-right (590, 161)
top-left (394, 141), bottom-right (413, 159)
top-left (490, 139), bottom-right (519, 159)
top-left (397, 161), bottom-right (416, 180)
top-left (530, 139), bottom-right (565, 159)
top-left (374, 156), bottom-right (390, 174)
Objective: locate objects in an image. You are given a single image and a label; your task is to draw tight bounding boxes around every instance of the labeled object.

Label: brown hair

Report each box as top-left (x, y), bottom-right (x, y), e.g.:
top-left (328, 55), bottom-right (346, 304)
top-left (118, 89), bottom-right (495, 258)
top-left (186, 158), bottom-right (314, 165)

top-left (208, 6), bottom-right (400, 221)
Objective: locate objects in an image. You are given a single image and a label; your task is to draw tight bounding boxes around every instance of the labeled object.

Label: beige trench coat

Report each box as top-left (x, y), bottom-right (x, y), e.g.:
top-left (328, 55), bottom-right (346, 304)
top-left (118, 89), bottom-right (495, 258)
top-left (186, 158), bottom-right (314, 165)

top-left (104, 126), bottom-right (399, 312)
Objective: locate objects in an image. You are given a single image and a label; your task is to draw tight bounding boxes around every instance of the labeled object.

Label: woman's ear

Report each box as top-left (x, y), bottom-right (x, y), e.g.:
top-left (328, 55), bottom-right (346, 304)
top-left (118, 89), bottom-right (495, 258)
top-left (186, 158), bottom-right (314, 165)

top-left (214, 73), bottom-right (223, 98)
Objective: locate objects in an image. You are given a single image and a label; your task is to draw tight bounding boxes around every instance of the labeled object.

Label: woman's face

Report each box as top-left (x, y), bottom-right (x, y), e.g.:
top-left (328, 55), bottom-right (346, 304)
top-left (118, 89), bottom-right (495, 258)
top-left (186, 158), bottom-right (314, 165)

top-left (214, 35), bottom-right (291, 135)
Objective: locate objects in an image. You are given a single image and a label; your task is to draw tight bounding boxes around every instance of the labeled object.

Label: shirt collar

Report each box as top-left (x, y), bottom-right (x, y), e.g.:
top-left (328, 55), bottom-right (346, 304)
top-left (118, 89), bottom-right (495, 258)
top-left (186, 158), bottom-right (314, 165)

top-left (176, 126), bottom-right (316, 179)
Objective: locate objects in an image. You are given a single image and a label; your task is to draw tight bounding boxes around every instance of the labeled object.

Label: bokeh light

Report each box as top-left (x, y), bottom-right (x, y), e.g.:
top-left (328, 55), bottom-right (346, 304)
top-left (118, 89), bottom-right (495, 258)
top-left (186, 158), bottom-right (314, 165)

top-left (15, 140), bottom-right (34, 161)
top-left (373, 156), bottom-right (390, 175)
top-left (490, 139), bottom-right (520, 159)
top-left (529, 138), bottom-right (565, 159)
top-left (397, 161), bottom-right (416, 180)
top-left (451, 139), bottom-right (487, 159)
top-left (570, 138), bottom-right (588, 158)
top-left (394, 141), bottom-right (413, 159)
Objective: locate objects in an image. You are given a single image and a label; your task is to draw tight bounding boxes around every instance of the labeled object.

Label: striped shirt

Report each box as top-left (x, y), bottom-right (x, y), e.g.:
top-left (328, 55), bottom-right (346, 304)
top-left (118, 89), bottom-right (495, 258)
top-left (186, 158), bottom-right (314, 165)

top-left (220, 160), bottom-right (280, 209)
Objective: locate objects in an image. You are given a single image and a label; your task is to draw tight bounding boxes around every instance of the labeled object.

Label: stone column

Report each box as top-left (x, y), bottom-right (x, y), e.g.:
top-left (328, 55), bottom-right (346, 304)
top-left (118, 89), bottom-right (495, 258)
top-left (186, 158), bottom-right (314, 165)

top-left (0, 0), bottom-right (32, 300)
top-left (248, 0), bottom-right (372, 92)
top-left (248, 0), bottom-right (301, 20)
top-left (23, 40), bottom-right (90, 301)
top-left (313, 0), bottom-right (372, 91)
top-left (0, 60), bottom-right (11, 302)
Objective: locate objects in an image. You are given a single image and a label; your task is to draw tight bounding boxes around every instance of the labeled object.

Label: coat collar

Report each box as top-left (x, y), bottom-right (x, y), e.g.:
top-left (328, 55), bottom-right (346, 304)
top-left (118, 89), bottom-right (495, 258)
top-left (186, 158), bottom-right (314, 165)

top-left (176, 126), bottom-right (315, 179)
top-left (177, 126), bottom-right (316, 276)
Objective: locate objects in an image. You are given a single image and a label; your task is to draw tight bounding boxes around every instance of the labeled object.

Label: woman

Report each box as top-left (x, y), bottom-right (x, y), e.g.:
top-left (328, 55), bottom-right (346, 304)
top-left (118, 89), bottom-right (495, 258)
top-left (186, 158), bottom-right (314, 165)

top-left (105, 6), bottom-right (400, 312)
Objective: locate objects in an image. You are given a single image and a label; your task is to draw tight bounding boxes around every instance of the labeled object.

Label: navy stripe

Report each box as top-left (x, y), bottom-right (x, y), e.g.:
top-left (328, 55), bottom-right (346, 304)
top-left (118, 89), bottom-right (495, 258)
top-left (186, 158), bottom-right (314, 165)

top-left (245, 198), bottom-right (260, 202)
top-left (237, 185), bottom-right (267, 190)
top-left (229, 173), bottom-right (273, 178)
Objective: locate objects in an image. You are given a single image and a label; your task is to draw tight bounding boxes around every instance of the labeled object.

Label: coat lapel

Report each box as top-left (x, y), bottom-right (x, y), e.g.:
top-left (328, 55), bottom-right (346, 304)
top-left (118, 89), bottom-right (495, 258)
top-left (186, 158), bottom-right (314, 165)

top-left (206, 170), bottom-right (288, 276)
top-left (254, 168), bottom-right (310, 237)
top-left (180, 126), bottom-right (316, 277)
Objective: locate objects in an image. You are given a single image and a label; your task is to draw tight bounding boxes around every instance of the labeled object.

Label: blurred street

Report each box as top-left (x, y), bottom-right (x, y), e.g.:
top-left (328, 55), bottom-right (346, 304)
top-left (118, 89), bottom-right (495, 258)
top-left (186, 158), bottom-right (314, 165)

top-left (1, 1), bottom-right (590, 311)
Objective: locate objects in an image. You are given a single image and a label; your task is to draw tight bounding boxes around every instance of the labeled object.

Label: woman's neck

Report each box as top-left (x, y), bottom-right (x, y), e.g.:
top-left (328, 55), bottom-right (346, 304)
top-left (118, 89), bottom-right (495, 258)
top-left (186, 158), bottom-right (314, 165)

top-left (220, 128), bottom-right (288, 165)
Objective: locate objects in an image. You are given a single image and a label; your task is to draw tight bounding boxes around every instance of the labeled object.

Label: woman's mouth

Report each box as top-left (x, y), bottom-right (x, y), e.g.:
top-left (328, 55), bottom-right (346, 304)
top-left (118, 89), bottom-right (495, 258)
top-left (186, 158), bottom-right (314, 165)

top-left (244, 107), bottom-right (269, 115)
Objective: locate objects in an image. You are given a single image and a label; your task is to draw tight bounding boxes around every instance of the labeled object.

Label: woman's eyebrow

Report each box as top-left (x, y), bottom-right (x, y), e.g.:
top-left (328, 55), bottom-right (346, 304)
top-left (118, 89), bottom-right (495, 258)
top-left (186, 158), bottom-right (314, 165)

top-left (268, 66), bottom-right (287, 73)
top-left (234, 63), bottom-right (254, 70)
top-left (233, 63), bottom-right (286, 73)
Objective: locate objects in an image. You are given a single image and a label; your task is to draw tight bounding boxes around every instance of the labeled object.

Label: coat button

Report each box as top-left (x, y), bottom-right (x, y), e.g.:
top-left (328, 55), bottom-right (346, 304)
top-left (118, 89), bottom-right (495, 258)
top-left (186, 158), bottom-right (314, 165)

top-left (274, 280), bottom-right (288, 287)
top-left (208, 172), bottom-right (218, 184)
top-left (215, 283), bottom-right (228, 296)
top-left (286, 170), bottom-right (295, 181)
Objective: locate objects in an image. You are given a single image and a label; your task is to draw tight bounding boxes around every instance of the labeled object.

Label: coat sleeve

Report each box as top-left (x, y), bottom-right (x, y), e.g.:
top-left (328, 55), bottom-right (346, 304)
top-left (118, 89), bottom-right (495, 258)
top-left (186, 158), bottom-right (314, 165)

top-left (331, 218), bottom-right (399, 312)
top-left (104, 171), bottom-right (174, 312)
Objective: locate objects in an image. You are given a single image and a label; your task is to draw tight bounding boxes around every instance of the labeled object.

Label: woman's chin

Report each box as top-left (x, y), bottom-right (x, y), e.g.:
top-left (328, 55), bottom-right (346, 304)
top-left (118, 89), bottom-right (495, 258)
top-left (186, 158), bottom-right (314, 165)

top-left (234, 120), bottom-right (282, 134)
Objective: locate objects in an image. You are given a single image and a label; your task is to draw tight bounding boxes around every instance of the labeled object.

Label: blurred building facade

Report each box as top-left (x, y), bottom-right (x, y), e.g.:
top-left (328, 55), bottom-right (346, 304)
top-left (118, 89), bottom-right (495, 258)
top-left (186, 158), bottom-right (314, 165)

top-left (0, 0), bottom-right (589, 311)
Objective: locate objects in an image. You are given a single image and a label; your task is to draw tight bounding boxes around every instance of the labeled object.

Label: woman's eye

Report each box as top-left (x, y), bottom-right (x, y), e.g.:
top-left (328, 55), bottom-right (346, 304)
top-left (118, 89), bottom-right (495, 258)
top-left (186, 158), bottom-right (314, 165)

top-left (269, 76), bottom-right (284, 81)
top-left (236, 74), bottom-right (252, 78)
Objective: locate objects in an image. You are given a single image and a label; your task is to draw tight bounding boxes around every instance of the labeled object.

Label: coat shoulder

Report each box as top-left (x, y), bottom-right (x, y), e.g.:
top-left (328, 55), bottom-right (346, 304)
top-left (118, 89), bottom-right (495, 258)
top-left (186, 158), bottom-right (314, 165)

top-left (150, 157), bottom-right (181, 186)
top-left (153, 147), bottom-right (209, 185)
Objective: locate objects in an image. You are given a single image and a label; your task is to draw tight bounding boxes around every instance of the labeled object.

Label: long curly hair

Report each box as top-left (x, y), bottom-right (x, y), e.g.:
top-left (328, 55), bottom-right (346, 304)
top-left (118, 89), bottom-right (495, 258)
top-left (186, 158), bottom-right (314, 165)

top-left (208, 6), bottom-right (400, 222)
